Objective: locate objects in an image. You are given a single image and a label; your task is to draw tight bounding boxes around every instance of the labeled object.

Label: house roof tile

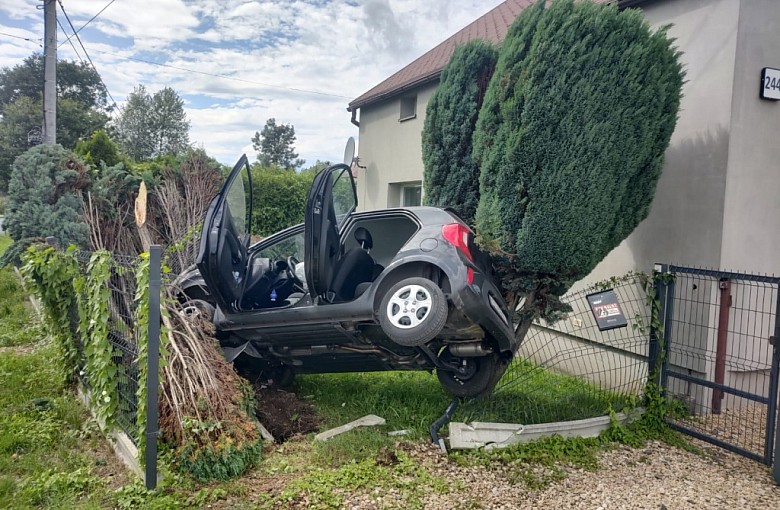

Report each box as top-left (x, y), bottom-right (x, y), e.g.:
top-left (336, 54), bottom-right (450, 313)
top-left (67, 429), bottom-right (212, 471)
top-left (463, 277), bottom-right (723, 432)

top-left (348, 0), bottom-right (615, 111)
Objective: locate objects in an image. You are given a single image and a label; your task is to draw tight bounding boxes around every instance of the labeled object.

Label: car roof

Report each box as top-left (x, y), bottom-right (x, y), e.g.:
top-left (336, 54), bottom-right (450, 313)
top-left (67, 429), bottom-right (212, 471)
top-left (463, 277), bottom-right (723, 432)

top-left (352, 206), bottom-right (461, 225)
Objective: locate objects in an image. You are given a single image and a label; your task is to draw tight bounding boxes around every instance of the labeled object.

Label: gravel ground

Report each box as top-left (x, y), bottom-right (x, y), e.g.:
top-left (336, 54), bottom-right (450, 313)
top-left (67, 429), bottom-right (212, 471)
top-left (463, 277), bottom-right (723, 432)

top-left (675, 404), bottom-right (769, 458)
top-left (338, 403), bottom-right (780, 509)
top-left (343, 439), bottom-right (779, 509)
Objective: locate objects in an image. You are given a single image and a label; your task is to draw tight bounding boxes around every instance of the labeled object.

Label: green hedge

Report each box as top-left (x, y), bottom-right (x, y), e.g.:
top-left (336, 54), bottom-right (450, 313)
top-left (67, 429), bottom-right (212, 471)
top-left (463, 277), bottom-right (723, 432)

top-left (250, 166), bottom-right (315, 236)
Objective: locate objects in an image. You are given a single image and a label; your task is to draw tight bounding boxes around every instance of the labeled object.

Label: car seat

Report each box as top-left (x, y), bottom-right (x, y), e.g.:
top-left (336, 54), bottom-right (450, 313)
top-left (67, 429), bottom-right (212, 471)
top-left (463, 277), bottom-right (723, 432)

top-left (327, 227), bottom-right (376, 302)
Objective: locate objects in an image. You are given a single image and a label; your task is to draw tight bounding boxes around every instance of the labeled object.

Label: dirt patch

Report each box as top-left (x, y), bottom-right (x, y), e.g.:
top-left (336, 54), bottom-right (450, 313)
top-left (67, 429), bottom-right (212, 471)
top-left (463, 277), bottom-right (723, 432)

top-left (89, 435), bottom-right (132, 490)
top-left (253, 385), bottom-right (321, 442)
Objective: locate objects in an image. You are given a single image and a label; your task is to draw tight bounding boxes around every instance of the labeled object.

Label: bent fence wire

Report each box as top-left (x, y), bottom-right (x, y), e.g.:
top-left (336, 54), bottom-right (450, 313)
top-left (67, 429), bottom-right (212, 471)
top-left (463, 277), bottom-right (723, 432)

top-left (660, 265), bottom-right (780, 465)
top-left (458, 274), bottom-right (651, 425)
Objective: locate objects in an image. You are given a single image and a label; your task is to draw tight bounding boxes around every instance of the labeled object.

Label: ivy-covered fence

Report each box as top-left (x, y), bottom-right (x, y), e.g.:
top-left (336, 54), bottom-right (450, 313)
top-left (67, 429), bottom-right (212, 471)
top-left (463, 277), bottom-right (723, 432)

top-left (22, 243), bottom-right (162, 490)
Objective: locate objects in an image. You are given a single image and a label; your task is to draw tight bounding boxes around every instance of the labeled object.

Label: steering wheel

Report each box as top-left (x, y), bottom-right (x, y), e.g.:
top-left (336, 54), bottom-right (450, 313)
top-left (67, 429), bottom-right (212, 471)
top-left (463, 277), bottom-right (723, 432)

top-left (287, 256), bottom-right (305, 292)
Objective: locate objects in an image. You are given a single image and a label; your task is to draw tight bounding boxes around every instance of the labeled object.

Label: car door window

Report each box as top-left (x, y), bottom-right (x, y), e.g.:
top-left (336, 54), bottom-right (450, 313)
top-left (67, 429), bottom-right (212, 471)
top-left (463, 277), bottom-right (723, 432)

top-left (225, 172), bottom-right (248, 242)
top-left (196, 154), bottom-right (252, 312)
top-left (332, 168), bottom-right (357, 230)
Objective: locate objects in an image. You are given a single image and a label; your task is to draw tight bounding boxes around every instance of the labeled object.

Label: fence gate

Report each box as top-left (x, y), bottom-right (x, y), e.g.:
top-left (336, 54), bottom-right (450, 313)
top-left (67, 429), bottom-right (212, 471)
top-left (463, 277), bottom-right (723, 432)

top-left (657, 264), bottom-right (780, 475)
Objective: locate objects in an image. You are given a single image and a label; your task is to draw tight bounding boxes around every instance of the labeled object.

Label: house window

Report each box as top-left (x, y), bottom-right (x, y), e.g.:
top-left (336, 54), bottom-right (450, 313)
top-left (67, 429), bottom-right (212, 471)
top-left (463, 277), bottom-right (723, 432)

top-left (401, 183), bottom-right (422, 207)
top-left (399, 95), bottom-right (417, 121)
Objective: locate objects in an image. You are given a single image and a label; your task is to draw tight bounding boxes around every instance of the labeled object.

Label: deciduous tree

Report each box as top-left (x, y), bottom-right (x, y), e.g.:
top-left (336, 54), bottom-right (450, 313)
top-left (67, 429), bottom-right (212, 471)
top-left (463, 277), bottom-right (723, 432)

top-left (0, 53), bottom-right (107, 110)
top-left (115, 85), bottom-right (190, 161)
top-left (0, 54), bottom-right (109, 190)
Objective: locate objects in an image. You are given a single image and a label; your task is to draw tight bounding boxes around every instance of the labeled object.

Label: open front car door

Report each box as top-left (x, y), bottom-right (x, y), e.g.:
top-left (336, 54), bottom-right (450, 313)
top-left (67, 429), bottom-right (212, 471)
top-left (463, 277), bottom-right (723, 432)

top-left (196, 155), bottom-right (253, 312)
top-left (304, 164), bottom-right (357, 302)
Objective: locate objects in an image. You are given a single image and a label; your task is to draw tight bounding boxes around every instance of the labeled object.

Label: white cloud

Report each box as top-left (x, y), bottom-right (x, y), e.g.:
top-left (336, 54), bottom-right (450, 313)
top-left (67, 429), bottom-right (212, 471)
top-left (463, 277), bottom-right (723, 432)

top-left (0, 0), bottom-right (505, 165)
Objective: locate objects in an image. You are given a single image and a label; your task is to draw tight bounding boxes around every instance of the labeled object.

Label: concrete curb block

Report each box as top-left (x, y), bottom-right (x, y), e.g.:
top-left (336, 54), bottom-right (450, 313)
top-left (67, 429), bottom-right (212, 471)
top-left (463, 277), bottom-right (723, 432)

top-left (314, 414), bottom-right (386, 441)
top-left (77, 386), bottom-right (144, 480)
top-left (449, 408), bottom-right (645, 450)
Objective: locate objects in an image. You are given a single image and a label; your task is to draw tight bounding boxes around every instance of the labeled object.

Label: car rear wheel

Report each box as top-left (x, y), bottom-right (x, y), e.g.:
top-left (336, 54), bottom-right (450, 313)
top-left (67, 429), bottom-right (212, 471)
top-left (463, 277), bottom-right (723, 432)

top-left (436, 351), bottom-right (505, 398)
top-left (378, 277), bottom-right (448, 347)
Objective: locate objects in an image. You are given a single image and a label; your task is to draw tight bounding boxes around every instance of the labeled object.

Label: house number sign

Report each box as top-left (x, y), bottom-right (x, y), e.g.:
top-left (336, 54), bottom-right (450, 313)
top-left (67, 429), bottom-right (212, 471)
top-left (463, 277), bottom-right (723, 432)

top-left (761, 67), bottom-right (780, 101)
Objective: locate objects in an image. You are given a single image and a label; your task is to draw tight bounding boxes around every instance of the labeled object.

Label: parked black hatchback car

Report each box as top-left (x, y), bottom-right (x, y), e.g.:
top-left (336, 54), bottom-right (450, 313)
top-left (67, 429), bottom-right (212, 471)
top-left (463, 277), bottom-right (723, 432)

top-left (178, 155), bottom-right (518, 397)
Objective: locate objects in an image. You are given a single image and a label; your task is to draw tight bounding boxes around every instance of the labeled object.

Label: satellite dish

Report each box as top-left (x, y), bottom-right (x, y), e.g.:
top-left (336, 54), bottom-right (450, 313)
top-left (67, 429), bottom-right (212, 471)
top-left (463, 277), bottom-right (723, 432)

top-left (343, 137), bottom-right (356, 165)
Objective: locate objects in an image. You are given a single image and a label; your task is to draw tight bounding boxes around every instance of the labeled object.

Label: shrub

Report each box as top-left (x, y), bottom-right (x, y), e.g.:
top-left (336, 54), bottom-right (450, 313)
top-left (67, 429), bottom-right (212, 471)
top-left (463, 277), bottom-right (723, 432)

top-left (74, 129), bottom-right (129, 169)
top-left (1, 145), bottom-right (89, 266)
top-left (473, 0), bottom-right (683, 319)
top-left (422, 40), bottom-right (498, 225)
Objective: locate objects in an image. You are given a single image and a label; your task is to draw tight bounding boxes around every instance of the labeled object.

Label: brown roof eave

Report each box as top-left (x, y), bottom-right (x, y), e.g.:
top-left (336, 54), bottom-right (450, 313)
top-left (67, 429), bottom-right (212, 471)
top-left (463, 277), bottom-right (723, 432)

top-left (347, 0), bottom-right (637, 113)
top-left (347, 70), bottom-right (442, 112)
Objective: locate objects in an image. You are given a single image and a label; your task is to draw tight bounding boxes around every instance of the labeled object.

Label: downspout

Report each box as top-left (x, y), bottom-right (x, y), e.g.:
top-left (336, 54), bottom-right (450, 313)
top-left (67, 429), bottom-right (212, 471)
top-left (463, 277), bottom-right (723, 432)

top-left (350, 108), bottom-right (360, 127)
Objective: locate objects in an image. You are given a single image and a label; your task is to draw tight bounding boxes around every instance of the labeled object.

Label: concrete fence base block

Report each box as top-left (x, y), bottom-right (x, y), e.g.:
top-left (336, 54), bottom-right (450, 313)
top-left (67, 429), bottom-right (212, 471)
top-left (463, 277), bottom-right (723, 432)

top-left (449, 408), bottom-right (644, 450)
top-left (77, 386), bottom-right (144, 480)
top-left (258, 422), bottom-right (276, 443)
top-left (314, 414), bottom-right (386, 441)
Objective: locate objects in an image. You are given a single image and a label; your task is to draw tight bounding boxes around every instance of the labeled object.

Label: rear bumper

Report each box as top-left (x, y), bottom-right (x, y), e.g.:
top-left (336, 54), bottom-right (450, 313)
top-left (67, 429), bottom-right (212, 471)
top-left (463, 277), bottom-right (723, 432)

top-left (451, 269), bottom-right (517, 354)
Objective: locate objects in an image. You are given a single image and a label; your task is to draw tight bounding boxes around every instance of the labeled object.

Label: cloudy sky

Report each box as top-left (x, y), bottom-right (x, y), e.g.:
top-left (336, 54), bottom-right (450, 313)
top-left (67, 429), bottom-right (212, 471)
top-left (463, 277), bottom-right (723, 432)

top-left (0, 0), bottom-right (503, 166)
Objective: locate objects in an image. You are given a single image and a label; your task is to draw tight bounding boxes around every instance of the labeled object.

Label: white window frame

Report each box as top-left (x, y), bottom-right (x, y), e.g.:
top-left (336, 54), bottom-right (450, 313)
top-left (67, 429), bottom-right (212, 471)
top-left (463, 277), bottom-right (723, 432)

top-left (399, 95), bottom-right (417, 121)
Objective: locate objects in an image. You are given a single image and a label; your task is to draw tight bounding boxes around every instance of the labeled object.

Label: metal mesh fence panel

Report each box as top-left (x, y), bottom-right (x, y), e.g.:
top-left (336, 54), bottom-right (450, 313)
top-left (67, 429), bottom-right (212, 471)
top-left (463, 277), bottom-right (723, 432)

top-left (458, 274), bottom-right (650, 424)
top-left (662, 266), bottom-right (780, 465)
top-left (108, 254), bottom-right (141, 444)
top-left (162, 238), bottom-right (199, 278)
top-left (73, 251), bottom-right (142, 445)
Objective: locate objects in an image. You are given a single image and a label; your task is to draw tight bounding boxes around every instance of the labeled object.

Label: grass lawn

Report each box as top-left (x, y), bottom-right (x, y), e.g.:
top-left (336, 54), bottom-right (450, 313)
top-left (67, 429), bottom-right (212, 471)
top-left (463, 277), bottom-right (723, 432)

top-left (0, 235), bottom-right (128, 508)
top-left (0, 232), bottom-right (650, 508)
top-left (0, 235), bottom-right (11, 255)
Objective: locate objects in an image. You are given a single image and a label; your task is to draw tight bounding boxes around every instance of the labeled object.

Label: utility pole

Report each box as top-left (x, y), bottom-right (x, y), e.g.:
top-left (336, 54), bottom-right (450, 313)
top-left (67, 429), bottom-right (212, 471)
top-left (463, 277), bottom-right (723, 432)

top-left (42, 0), bottom-right (57, 145)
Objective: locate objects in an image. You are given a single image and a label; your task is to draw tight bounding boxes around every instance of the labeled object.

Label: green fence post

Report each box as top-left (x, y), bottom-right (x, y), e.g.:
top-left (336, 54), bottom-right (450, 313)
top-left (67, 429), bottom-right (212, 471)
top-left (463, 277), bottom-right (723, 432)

top-left (145, 246), bottom-right (161, 490)
top-left (648, 263), bottom-right (669, 388)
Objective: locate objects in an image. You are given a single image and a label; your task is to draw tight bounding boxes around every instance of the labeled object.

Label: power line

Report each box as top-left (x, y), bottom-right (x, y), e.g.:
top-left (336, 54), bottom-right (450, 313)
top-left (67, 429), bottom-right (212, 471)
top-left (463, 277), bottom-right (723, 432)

top-left (58, 0), bottom-right (116, 49)
top-left (0, 31), bottom-right (42, 47)
top-left (53, 0), bottom-right (350, 102)
top-left (56, 17), bottom-right (84, 62)
top-left (86, 48), bottom-right (352, 100)
top-left (57, 0), bottom-right (118, 111)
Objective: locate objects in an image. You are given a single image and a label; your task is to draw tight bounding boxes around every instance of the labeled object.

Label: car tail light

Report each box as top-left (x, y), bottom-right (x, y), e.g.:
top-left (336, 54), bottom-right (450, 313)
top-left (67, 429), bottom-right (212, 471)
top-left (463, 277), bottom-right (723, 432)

top-left (442, 223), bottom-right (474, 263)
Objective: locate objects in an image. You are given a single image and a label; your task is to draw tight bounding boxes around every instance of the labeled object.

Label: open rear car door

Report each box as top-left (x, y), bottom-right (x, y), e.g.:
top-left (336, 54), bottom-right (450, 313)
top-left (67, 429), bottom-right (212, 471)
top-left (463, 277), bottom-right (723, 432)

top-left (304, 164), bottom-right (357, 301)
top-left (196, 155), bottom-right (253, 312)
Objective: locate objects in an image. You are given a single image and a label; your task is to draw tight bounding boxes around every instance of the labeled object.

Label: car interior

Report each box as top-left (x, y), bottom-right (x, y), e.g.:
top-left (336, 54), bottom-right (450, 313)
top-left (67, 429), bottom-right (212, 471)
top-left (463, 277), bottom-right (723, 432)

top-left (239, 214), bottom-right (420, 311)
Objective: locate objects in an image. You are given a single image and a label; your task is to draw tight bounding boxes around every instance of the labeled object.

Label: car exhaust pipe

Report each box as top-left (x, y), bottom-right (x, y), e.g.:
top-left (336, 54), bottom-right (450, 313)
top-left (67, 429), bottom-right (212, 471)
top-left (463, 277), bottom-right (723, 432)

top-left (447, 342), bottom-right (493, 357)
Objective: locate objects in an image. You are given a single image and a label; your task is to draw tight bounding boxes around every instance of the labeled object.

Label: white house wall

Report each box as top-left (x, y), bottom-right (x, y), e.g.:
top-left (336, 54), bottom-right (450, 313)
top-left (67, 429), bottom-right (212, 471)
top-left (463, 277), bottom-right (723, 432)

top-left (582, 0), bottom-right (779, 413)
top-left (719, 0), bottom-right (780, 276)
top-left (582, 0), bottom-right (740, 285)
top-left (356, 82), bottom-right (438, 212)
